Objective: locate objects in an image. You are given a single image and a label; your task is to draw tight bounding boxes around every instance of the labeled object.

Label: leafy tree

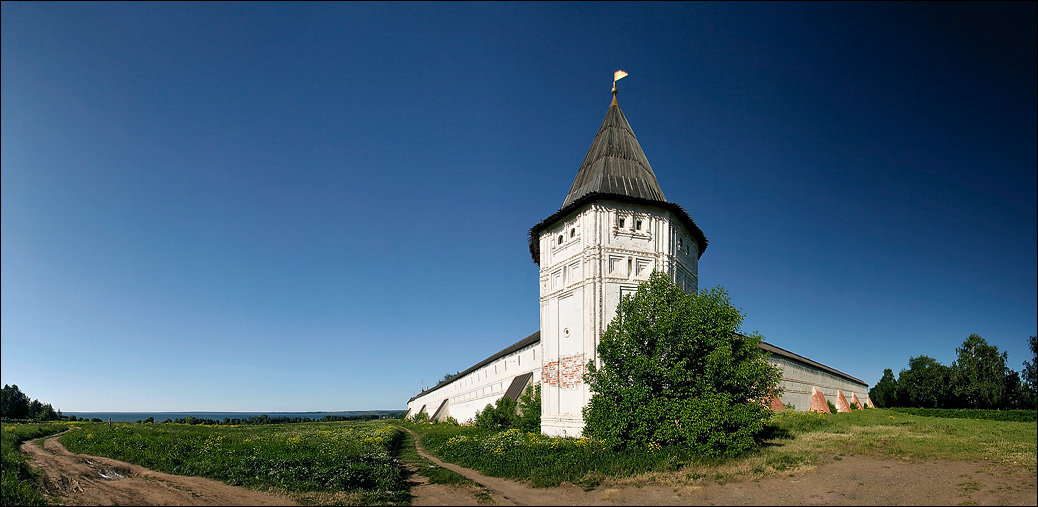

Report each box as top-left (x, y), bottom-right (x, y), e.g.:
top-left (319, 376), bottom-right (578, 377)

top-left (869, 368), bottom-right (901, 407)
top-left (1002, 370), bottom-right (1027, 410)
top-left (897, 355), bottom-right (951, 408)
top-left (1022, 335), bottom-right (1037, 407)
top-left (516, 383), bottom-right (541, 433)
top-left (473, 396), bottom-right (519, 430)
top-left (951, 334), bottom-right (1008, 409)
top-left (583, 271), bottom-right (782, 457)
top-left (27, 400), bottom-right (43, 421)
top-left (1, 384), bottom-right (31, 420)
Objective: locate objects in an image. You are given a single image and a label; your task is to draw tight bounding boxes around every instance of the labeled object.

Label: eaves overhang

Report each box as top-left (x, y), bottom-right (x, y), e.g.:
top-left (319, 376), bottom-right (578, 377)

top-left (528, 192), bottom-right (708, 266)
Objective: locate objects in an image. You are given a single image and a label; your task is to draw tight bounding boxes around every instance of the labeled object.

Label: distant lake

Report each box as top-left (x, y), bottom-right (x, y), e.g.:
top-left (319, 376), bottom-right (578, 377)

top-left (65, 410), bottom-right (404, 423)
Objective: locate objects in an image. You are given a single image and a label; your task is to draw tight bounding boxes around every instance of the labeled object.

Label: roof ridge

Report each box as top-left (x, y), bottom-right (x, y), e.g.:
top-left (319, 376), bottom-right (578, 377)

top-left (561, 101), bottom-right (666, 208)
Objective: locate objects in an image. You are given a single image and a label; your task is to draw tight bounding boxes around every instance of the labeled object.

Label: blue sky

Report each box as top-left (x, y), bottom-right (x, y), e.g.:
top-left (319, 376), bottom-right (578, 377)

top-left (2, 2), bottom-right (1034, 412)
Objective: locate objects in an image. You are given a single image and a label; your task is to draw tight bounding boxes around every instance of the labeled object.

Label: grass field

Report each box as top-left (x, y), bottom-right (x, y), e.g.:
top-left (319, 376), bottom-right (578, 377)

top-left (4, 408), bottom-right (1035, 505)
top-left (405, 408), bottom-right (1037, 489)
top-left (59, 420), bottom-right (409, 505)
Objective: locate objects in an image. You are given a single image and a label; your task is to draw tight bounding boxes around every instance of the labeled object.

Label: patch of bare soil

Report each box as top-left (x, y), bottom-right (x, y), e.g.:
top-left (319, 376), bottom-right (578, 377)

top-left (21, 433), bottom-right (296, 506)
top-left (406, 428), bottom-right (1038, 506)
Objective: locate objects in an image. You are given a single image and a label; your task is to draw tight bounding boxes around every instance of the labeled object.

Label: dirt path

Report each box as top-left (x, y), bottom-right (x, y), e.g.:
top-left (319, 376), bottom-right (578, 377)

top-left (21, 433), bottom-right (296, 506)
top-left (404, 427), bottom-right (1038, 505)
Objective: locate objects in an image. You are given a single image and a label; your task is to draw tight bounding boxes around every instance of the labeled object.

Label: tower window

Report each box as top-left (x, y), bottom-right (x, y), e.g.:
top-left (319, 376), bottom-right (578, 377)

top-left (558, 235), bottom-right (564, 245)
top-left (570, 228), bottom-right (576, 237)
top-left (618, 218), bottom-right (625, 228)
top-left (636, 220), bottom-right (642, 231)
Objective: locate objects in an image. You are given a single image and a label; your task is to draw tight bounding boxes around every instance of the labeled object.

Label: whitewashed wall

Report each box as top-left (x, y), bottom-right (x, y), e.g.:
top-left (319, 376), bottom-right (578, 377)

top-left (538, 200), bottom-right (698, 437)
top-left (406, 341), bottom-right (541, 424)
top-left (770, 354), bottom-right (869, 411)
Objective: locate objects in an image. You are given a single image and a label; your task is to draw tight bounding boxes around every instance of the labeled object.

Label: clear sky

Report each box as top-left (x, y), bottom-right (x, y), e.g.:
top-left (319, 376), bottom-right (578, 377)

top-left (2, 2), bottom-right (1035, 412)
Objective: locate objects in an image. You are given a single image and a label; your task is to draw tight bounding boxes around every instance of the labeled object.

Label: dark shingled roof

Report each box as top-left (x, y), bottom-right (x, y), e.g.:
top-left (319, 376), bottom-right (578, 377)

top-left (409, 331), bottom-right (866, 405)
top-left (408, 332), bottom-right (540, 403)
top-left (502, 372), bottom-right (534, 402)
top-left (529, 98), bottom-right (707, 265)
top-left (561, 100), bottom-right (666, 208)
top-left (757, 340), bottom-right (866, 386)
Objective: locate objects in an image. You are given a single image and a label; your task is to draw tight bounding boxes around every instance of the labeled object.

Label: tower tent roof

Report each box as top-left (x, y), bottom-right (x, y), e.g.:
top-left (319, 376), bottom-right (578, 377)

top-left (561, 100), bottom-right (666, 208)
top-left (529, 97), bottom-right (707, 264)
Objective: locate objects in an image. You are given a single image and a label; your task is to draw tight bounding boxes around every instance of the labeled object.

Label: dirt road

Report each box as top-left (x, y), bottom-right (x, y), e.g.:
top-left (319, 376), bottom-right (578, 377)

top-left (22, 430), bottom-right (1038, 505)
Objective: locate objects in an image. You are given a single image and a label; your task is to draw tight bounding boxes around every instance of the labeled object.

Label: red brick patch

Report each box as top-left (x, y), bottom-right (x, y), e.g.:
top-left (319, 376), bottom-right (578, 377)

top-left (809, 388), bottom-right (831, 413)
top-left (543, 354), bottom-right (586, 388)
top-left (835, 390), bottom-right (851, 413)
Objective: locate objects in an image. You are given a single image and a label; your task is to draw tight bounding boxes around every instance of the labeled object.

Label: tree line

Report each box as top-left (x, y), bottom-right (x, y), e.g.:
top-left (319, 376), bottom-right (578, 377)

top-left (138, 413), bottom-right (403, 425)
top-left (869, 334), bottom-right (1037, 410)
top-left (1, 384), bottom-right (62, 422)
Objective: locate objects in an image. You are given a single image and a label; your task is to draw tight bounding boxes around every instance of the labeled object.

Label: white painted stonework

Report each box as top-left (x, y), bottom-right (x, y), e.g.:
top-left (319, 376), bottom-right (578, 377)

top-left (537, 200), bottom-right (699, 437)
top-left (406, 340), bottom-right (540, 424)
top-left (769, 355), bottom-right (868, 411)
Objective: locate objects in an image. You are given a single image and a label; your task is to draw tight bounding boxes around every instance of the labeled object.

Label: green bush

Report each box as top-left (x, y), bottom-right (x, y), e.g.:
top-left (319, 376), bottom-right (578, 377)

top-left (516, 384), bottom-right (541, 433)
top-left (583, 272), bottom-right (782, 457)
top-left (474, 396), bottom-right (519, 430)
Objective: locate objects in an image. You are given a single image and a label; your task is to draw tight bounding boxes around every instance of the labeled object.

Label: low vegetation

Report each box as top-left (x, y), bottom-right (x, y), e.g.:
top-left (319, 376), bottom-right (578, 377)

top-left (59, 420), bottom-right (409, 505)
top-left (405, 408), bottom-right (1037, 489)
top-left (4, 407), bottom-right (1035, 505)
top-left (1, 422), bottom-right (67, 506)
top-left (888, 407), bottom-right (1036, 422)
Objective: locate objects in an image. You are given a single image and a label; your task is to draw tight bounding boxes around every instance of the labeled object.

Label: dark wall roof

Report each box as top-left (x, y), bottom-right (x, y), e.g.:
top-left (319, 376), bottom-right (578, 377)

top-left (528, 98), bottom-right (707, 265)
top-left (562, 100), bottom-right (666, 208)
top-left (502, 372), bottom-right (534, 401)
top-left (409, 330), bottom-right (866, 404)
top-left (757, 340), bottom-right (867, 386)
top-left (408, 331), bottom-right (540, 403)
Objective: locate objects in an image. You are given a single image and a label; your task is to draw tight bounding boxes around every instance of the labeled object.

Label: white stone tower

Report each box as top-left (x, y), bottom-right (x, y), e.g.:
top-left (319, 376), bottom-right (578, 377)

top-left (528, 82), bottom-right (708, 437)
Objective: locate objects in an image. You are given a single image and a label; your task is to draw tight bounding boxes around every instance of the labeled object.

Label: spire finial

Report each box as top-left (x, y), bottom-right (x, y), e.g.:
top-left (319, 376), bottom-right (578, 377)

top-left (612, 70), bottom-right (628, 104)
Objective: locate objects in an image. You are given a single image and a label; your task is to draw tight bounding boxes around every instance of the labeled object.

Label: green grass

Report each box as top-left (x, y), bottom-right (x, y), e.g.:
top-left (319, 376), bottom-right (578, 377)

top-left (2, 422), bottom-right (68, 506)
top-left (7, 409), bottom-right (1034, 505)
top-left (59, 420), bottom-right (410, 505)
top-left (404, 408), bottom-right (1037, 489)
top-left (399, 421), bottom-right (724, 488)
top-left (763, 408), bottom-right (1036, 472)
top-left (886, 407), bottom-right (1036, 422)
top-left (391, 426), bottom-right (493, 504)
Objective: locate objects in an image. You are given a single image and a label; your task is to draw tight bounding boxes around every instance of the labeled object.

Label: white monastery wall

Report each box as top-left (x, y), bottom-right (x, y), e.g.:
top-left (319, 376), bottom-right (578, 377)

top-left (770, 355), bottom-right (869, 411)
top-left (406, 340), bottom-right (540, 424)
